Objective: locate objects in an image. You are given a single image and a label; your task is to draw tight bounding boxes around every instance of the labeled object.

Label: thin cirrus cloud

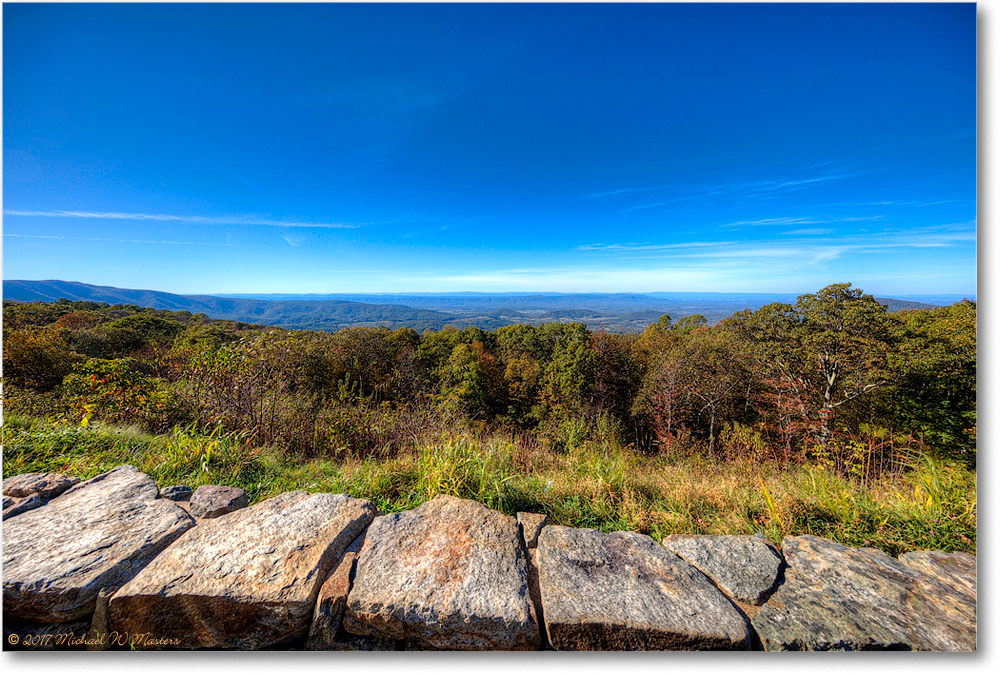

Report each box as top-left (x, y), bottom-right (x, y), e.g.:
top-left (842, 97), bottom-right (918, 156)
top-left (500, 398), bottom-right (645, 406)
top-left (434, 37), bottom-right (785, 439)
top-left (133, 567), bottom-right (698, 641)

top-left (576, 241), bottom-right (738, 252)
top-left (393, 222), bottom-right (975, 292)
top-left (576, 241), bottom-right (846, 268)
top-left (583, 183), bottom-right (676, 200)
top-left (5, 233), bottom-right (217, 247)
top-left (720, 215), bottom-right (883, 228)
top-left (201, 155), bottom-right (265, 194)
top-left (782, 228), bottom-right (836, 236)
top-left (613, 172), bottom-right (866, 215)
top-left (2, 210), bottom-right (362, 229)
top-left (577, 223), bottom-right (975, 262)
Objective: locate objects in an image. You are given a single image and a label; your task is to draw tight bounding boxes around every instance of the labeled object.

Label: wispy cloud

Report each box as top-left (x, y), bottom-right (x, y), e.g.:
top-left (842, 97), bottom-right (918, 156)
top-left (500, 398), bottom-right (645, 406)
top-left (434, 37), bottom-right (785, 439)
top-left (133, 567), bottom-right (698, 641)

top-left (308, 222), bottom-right (975, 293)
top-left (782, 228), bottom-right (835, 236)
top-left (201, 155), bottom-right (264, 193)
top-left (584, 184), bottom-right (675, 200)
top-left (617, 194), bottom-right (710, 214)
top-left (745, 175), bottom-right (856, 193)
top-left (576, 241), bottom-right (737, 252)
top-left (5, 233), bottom-right (216, 246)
top-left (720, 215), bottom-right (882, 228)
top-left (417, 266), bottom-right (727, 292)
top-left (612, 171), bottom-right (867, 215)
top-left (282, 232), bottom-right (307, 247)
top-left (575, 222), bottom-right (976, 265)
top-left (3, 210), bottom-right (361, 229)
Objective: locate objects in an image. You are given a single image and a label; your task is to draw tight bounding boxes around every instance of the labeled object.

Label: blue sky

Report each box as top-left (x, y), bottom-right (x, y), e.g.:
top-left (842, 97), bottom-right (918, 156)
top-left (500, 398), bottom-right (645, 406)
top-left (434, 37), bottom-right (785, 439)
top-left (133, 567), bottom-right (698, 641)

top-left (2, 3), bottom-right (976, 295)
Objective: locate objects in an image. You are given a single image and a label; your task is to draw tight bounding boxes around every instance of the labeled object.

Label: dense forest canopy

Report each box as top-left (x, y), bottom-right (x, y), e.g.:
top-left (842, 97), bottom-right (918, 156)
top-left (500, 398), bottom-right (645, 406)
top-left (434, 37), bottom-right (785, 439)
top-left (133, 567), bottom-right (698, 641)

top-left (1, 283), bottom-right (976, 476)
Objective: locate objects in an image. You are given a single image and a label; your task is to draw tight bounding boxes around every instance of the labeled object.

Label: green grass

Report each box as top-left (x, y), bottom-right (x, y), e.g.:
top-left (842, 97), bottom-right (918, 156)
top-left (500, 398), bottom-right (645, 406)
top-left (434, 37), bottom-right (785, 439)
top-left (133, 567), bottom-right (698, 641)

top-left (1, 415), bottom-right (975, 556)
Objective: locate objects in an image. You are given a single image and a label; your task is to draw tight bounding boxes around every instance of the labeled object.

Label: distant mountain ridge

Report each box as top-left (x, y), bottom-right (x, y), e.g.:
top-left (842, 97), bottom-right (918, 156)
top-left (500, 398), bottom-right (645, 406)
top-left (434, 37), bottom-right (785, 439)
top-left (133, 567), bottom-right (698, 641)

top-left (3, 280), bottom-right (947, 333)
top-left (1, 280), bottom-right (454, 332)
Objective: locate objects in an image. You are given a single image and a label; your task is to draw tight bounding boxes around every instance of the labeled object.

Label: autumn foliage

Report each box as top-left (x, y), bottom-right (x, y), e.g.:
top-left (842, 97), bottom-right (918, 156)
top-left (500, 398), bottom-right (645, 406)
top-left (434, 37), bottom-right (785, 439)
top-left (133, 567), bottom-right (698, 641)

top-left (1, 284), bottom-right (977, 475)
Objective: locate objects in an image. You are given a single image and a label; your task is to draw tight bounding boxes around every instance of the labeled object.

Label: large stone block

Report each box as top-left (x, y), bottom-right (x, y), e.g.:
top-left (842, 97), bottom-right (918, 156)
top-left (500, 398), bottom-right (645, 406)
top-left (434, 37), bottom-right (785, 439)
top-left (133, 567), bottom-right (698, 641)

top-left (343, 495), bottom-right (540, 650)
top-left (108, 491), bottom-right (376, 649)
top-left (3, 465), bottom-right (194, 623)
top-left (537, 525), bottom-right (751, 650)
top-left (752, 535), bottom-right (976, 651)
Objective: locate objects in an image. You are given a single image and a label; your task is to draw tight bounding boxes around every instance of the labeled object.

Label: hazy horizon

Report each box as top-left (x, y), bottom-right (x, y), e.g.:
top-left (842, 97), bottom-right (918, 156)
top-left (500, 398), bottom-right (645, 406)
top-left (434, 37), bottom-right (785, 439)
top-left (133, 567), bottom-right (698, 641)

top-left (3, 278), bottom-right (976, 307)
top-left (3, 4), bottom-right (976, 297)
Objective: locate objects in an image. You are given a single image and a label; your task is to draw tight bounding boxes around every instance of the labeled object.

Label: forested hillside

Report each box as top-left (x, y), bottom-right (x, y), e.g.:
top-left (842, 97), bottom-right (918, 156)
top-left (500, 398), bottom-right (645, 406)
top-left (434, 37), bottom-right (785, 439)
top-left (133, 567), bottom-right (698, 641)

top-left (2, 280), bottom-right (456, 332)
top-left (2, 283), bottom-right (975, 469)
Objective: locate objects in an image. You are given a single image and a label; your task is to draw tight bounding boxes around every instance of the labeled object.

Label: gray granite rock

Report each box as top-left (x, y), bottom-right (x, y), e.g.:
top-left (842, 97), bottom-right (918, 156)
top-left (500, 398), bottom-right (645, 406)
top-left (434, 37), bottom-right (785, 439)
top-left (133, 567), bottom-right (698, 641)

top-left (3, 472), bottom-right (80, 500)
top-left (343, 495), bottom-right (540, 650)
top-left (661, 534), bottom-right (784, 605)
top-left (160, 485), bottom-right (193, 501)
top-left (2, 493), bottom-right (42, 520)
top-left (108, 491), bottom-right (375, 650)
top-left (3, 465), bottom-right (195, 623)
top-left (188, 484), bottom-right (247, 518)
top-left (752, 535), bottom-right (976, 651)
top-left (537, 525), bottom-right (751, 650)
top-left (517, 512), bottom-right (547, 548)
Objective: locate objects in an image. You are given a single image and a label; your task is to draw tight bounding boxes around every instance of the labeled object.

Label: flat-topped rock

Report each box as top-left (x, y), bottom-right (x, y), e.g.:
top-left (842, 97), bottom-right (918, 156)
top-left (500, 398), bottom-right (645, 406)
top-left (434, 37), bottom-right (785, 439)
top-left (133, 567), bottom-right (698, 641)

top-left (752, 535), bottom-right (976, 651)
top-left (3, 465), bottom-right (194, 623)
top-left (899, 550), bottom-right (976, 598)
top-left (537, 525), bottom-right (751, 650)
top-left (108, 491), bottom-right (376, 650)
top-left (3, 472), bottom-right (80, 500)
top-left (661, 534), bottom-right (783, 605)
top-left (3, 493), bottom-right (42, 520)
top-left (343, 494), bottom-right (540, 650)
top-left (188, 484), bottom-right (247, 518)
top-left (160, 485), bottom-right (193, 501)
top-left (517, 512), bottom-right (547, 548)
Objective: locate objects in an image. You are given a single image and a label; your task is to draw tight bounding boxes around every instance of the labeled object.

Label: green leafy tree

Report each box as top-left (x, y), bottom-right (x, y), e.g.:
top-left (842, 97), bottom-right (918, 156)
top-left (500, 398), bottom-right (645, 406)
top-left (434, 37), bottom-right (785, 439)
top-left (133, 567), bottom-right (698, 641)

top-left (171, 324), bottom-right (241, 352)
top-left (329, 327), bottom-right (418, 401)
top-left (497, 324), bottom-right (551, 363)
top-left (442, 341), bottom-right (507, 419)
top-left (2, 326), bottom-right (82, 391)
top-left (541, 323), bottom-right (595, 415)
top-left (503, 354), bottom-right (543, 422)
top-left (416, 327), bottom-right (461, 390)
top-left (727, 283), bottom-right (895, 448)
top-left (635, 326), bottom-right (750, 454)
top-left (497, 324), bottom-right (550, 422)
top-left (590, 329), bottom-right (641, 425)
top-left (886, 300), bottom-right (976, 463)
top-left (105, 314), bottom-right (186, 349)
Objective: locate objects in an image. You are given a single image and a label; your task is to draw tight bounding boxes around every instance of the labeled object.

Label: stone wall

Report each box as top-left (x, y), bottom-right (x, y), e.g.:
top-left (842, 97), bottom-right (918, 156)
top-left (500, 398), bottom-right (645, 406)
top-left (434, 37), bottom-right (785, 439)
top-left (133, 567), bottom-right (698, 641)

top-left (2, 466), bottom-right (977, 651)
